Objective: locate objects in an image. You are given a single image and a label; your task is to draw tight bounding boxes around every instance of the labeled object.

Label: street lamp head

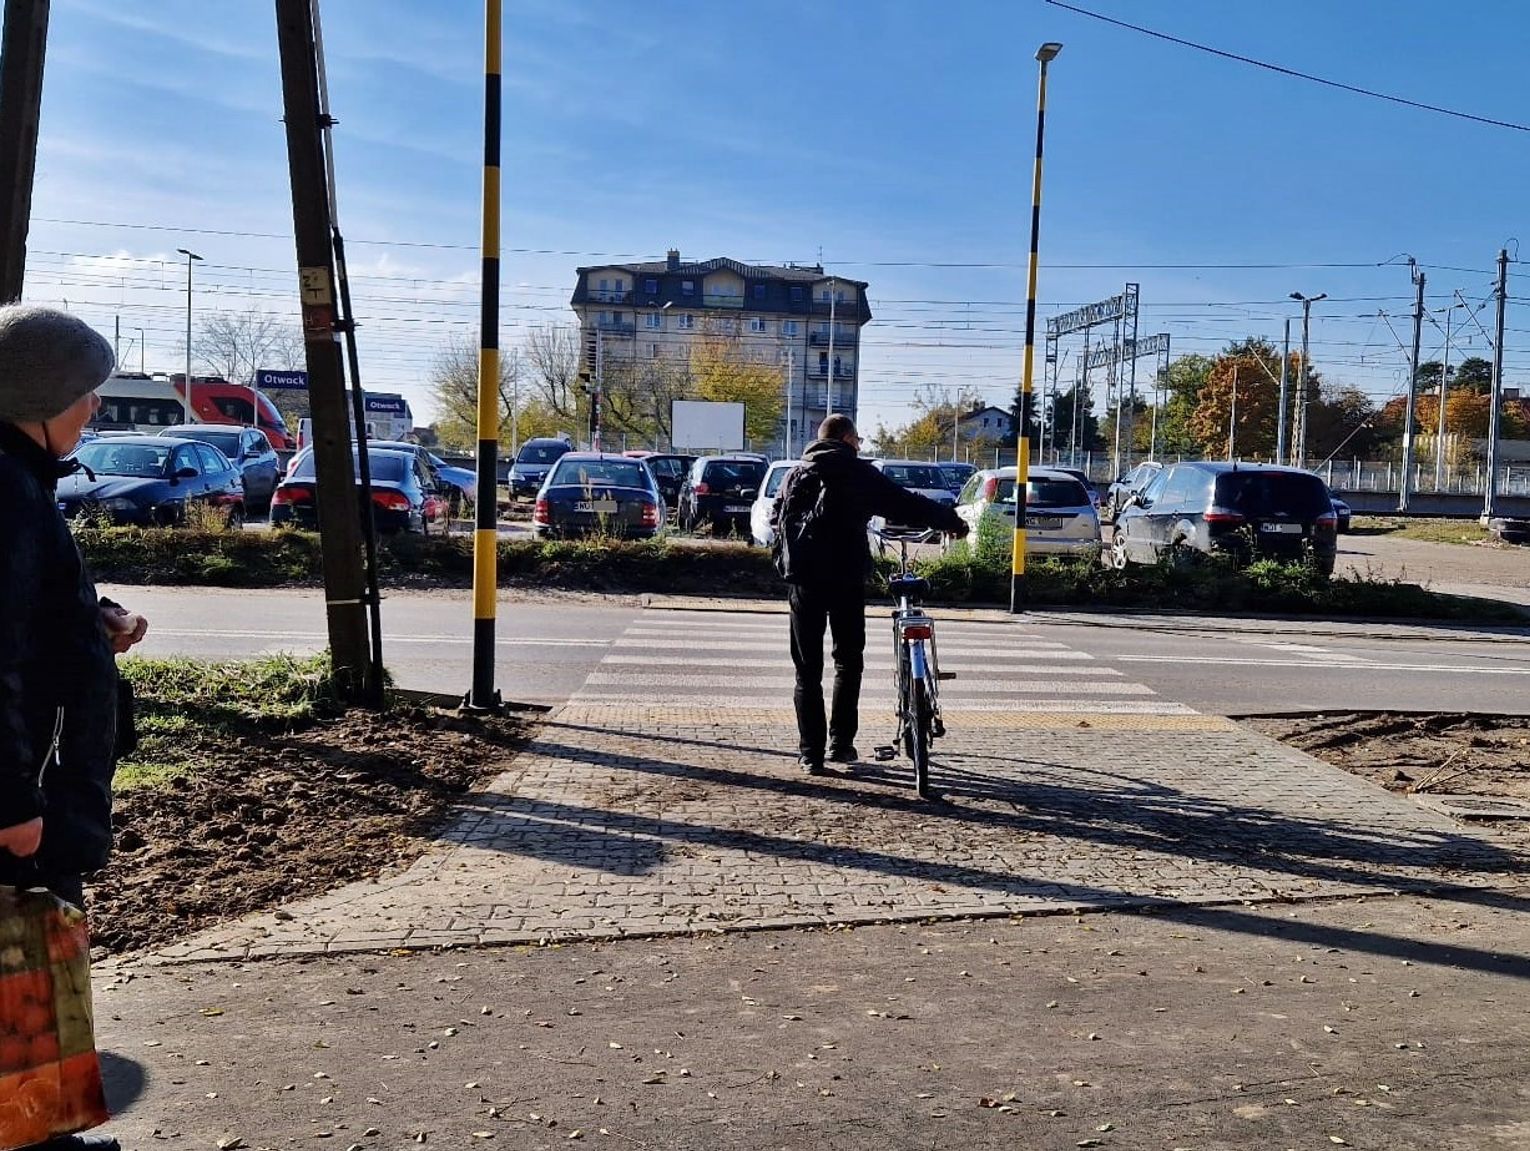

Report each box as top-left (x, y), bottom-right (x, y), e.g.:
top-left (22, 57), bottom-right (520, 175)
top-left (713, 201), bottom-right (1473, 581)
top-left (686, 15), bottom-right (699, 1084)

top-left (1289, 291), bottom-right (1304, 302)
top-left (1036, 42), bottom-right (1063, 63)
top-left (1313, 292), bottom-right (1328, 303)
top-left (176, 248), bottom-right (203, 262)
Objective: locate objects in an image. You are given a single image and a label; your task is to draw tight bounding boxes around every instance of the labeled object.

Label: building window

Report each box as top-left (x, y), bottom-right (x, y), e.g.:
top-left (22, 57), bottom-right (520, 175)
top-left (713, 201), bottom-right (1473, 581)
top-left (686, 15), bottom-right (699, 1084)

top-left (615, 279), bottom-right (625, 292)
top-left (645, 277), bottom-right (658, 294)
top-left (784, 321), bottom-right (799, 337)
top-left (645, 313), bottom-right (662, 329)
top-left (598, 278), bottom-right (609, 292)
top-left (678, 314), bottom-right (694, 330)
top-left (682, 280), bottom-right (695, 296)
top-left (749, 317), bottom-right (767, 334)
top-left (790, 286), bottom-right (804, 304)
top-left (651, 343), bottom-right (660, 359)
top-left (753, 284), bottom-right (766, 301)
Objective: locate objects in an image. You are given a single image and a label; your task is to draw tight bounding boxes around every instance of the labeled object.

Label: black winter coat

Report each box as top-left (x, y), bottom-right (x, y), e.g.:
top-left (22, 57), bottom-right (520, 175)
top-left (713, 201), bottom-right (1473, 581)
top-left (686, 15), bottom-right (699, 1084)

top-left (0, 423), bottom-right (119, 887)
top-left (771, 438), bottom-right (965, 589)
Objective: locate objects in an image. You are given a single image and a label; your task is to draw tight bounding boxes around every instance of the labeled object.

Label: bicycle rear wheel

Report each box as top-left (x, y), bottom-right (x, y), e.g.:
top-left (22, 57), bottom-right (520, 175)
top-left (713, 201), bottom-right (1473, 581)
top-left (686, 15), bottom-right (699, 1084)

top-left (907, 675), bottom-right (933, 798)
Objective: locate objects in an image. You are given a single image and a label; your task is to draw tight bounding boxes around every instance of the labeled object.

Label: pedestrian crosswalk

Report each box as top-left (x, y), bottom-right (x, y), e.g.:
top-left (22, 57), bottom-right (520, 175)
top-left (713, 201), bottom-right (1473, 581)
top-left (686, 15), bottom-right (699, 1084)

top-left (571, 608), bottom-right (1197, 717)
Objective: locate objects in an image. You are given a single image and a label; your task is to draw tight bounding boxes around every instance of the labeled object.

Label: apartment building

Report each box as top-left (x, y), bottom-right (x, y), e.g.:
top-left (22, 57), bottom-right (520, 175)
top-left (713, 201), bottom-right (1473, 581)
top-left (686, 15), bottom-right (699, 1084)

top-left (570, 249), bottom-right (871, 449)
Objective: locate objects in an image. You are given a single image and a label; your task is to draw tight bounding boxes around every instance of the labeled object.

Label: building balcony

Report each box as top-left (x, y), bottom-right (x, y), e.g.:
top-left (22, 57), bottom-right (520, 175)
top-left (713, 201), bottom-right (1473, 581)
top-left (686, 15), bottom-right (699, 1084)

top-left (594, 320), bottom-right (636, 337)
top-left (586, 289), bottom-right (632, 304)
top-left (808, 329), bottom-right (858, 347)
top-left (805, 361), bottom-right (854, 379)
top-left (811, 298), bottom-right (861, 319)
top-left (701, 293), bottom-right (744, 309)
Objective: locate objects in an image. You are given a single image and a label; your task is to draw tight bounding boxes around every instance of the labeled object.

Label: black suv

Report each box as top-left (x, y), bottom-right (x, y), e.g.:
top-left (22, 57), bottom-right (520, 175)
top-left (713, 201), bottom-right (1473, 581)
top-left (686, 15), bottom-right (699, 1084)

top-left (625, 452), bottom-right (696, 508)
top-left (1102, 460), bottom-right (1161, 524)
top-left (677, 454), bottom-right (768, 535)
top-left (509, 437), bottom-right (573, 498)
top-left (1110, 462), bottom-right (1338, 574)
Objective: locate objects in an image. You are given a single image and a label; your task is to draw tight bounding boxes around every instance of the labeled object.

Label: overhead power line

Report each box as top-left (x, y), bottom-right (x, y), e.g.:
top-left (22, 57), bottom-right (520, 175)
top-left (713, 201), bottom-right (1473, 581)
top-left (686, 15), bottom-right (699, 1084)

top-left (1046, 0), bottom-right (1530, 133)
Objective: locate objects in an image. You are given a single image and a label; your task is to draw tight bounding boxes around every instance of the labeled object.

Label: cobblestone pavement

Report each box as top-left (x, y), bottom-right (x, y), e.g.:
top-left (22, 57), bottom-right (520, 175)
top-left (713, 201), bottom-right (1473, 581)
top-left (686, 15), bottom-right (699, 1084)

top-left (147, 609), bottom-right (1514, 963)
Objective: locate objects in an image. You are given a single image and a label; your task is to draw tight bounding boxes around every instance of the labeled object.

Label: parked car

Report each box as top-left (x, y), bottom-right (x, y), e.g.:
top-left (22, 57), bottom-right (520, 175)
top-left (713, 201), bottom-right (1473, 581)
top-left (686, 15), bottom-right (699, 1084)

top-left (1328, 490), bottom-right (1352, 533)
top-left (531, 453), bottom-right (664, 540)
top-left (1052, 465), bottom-right (1102, 510)
top-left (1102, 460), bottom-right (1162, 524)
top-left (949, 466), bottom-right (1100, 558)
top-left (624, 451), bottom-right (696, 510)
top-left (868, 459), bottom-right (957, 534)
top-left (271, 446), bottom-right (449, 535)
top-left (677, 454), bottom-right (769, 535)
top-left (509, 436), bottom-right (574, 498)
top-left (59, 434), bottom-right (244, 526)
top-left (366, 439), bottom-right (475, 514)
top-left (157, 423), bottom-right (281, 513)
top-left (750, 460), bottom-right (800, 546)
top-left (939, 461), bottom-right (977, 497)
top-left (1109, 462), bottom-right (1338, 574)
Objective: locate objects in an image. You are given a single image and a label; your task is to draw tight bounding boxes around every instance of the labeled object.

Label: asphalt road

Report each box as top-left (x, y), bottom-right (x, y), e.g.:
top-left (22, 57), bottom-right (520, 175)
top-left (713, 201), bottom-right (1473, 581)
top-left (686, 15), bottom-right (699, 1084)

top-left (101, 585), bottom-right (1530, 716)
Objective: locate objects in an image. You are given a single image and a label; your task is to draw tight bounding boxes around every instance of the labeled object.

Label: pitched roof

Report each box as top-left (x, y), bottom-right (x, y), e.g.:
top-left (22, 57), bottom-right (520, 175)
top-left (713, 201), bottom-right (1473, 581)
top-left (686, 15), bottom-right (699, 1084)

top-left (577, 256), bottom-right (866, 287)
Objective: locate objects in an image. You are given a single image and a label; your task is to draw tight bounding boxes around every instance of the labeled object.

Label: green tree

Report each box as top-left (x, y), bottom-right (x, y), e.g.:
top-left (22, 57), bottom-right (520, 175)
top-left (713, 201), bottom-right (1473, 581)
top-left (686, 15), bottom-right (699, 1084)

top-left (1453, 356), bottom-right (1493, 394)
top-left (1046, 382), bottom-right (1100, 454)
top-left (429, 338), bottom-right (525, 450)
top-left (690, 327), bottom-right (784, 446)
top-left (1149, 353), bottom-right (1213, 456)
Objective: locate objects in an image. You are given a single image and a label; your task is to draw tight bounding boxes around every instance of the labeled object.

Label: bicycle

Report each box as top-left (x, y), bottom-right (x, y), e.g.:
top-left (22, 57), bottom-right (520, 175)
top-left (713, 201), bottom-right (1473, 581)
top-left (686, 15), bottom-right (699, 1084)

top-left (870, 526), bottom-right (951, 800)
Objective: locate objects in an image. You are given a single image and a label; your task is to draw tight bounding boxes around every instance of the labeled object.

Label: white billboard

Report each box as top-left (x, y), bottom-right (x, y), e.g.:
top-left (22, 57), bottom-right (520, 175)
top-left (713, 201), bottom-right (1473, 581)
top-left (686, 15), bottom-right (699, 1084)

top-left (672, 400), bottom-right (745, 452)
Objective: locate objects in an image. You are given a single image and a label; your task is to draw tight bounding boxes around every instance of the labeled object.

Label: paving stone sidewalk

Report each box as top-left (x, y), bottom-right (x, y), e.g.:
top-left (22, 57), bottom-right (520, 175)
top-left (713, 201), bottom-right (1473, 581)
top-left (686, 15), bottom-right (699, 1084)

top-left (147, 703), bottom-right (1513, 964)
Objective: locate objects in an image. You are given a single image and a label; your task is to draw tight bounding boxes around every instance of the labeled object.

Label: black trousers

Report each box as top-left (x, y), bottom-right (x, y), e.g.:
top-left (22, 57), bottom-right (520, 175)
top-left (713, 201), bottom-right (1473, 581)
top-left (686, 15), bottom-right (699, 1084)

top-left (787, 582), bottom-right (866, 760)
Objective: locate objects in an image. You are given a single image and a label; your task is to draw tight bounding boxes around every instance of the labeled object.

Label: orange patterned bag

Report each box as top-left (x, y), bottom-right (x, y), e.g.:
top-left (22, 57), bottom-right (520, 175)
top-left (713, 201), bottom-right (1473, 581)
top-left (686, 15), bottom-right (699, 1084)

top-left (0, 886), bottom-right (109, 1150)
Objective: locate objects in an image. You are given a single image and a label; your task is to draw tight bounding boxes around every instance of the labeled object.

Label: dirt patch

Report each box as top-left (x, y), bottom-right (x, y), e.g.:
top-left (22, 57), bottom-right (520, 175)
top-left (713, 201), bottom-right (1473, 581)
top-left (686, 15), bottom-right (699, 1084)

top-left (1246, 712), bottom-right (1530, 841)
top-left (87, 703), bottom-right (537, 957)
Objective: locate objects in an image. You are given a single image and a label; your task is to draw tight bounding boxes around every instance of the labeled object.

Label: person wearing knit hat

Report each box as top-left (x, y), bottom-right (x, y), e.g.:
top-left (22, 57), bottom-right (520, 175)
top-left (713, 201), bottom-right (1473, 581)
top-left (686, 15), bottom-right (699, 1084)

top-left (0, 305), bottom-right (144, 1151)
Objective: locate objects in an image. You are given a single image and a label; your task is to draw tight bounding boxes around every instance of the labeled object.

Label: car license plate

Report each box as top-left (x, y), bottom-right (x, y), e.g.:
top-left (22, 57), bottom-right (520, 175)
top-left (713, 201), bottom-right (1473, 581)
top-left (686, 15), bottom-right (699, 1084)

top-left (725, 504), bottom-right (750, 513)
top-left (1030, 516), bottom-right (1063, 530)
top-left (1260, 522), bottom-right (1303, 534)
top-left (574, 500), bottom-right (620, 513)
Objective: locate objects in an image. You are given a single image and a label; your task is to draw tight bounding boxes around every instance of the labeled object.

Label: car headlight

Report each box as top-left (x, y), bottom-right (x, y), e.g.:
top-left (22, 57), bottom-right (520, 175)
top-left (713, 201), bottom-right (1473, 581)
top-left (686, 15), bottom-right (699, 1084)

top-left (97, 497), bottom-right (138, 513)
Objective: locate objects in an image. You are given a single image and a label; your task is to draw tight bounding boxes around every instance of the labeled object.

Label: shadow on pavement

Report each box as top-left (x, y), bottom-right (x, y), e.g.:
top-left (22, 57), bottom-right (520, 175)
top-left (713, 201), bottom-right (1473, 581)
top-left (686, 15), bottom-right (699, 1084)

top-left (100, 1049), bottom-right (148, 1112)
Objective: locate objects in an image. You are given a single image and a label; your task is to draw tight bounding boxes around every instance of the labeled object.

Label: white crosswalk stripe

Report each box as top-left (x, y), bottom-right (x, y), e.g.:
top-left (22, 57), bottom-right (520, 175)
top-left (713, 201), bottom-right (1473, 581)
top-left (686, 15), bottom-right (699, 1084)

top-left (573, 610), bottom-right (1195, 717)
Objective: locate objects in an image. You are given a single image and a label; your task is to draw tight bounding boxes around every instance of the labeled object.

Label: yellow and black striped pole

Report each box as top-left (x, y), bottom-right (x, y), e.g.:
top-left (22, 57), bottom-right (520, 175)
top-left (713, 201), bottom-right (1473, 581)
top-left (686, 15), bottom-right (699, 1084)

top-left (468, 0), bottom-right (503, 710)
top-left (1011, 41), bottom-right (1063, 614)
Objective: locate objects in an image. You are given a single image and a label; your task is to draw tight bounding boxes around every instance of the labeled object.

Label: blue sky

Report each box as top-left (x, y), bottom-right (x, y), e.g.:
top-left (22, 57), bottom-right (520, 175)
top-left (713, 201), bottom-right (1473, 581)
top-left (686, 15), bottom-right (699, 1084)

top-left (22, 0), bottom-right (1530, 437)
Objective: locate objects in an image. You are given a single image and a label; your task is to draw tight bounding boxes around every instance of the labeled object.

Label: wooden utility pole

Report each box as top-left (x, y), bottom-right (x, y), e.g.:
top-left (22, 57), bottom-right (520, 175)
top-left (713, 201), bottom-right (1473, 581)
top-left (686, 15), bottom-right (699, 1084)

top-left (0, 0), bottom-right (49, 301)
top-left (274, 0), bottom-right (373, 702)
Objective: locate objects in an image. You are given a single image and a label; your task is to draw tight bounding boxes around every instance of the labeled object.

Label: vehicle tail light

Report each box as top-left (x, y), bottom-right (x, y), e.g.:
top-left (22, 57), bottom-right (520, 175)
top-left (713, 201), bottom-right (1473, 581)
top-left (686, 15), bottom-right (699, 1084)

top-left (1314, 512), bottom-right (1337, 530)
top-left (1204, 508), bottom-right (1246, 525)
top-left (371, 490), bottom-right (411, 512)
top-left (693, 482), bottom-right (710, 496)
top-left (533, 497), bottom-right (551, 525)
top-left (981, 476), bottom-right (998, 501)
top-left (271, 486), bottom-right (311, 506)
top-left (902, 624), bottom-right (933, 641)
top-left (639, 501), bottom-right (659, 527)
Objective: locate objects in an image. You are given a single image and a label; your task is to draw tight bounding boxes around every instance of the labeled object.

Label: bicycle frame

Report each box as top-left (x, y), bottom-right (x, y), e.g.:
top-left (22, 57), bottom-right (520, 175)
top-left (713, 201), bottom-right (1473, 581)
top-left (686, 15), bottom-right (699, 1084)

top-left (872, 527), bottom-right (945, 797)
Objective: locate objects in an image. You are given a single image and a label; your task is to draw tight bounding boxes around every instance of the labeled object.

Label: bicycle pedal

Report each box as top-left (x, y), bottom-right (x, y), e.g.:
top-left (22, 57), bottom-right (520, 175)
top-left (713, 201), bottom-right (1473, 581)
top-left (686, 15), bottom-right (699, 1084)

top-left (937, 671), bottom-right (957, 681)
top-left (873, 745), bottom-right (897, 761)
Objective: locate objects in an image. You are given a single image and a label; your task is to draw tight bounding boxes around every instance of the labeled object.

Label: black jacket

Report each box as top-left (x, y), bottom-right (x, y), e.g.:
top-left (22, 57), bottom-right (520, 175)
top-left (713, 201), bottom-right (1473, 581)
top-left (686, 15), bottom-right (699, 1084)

top-left (0, 423), bottom-right (119, 884)
top-left (772, 439), bottom-right (965, 588)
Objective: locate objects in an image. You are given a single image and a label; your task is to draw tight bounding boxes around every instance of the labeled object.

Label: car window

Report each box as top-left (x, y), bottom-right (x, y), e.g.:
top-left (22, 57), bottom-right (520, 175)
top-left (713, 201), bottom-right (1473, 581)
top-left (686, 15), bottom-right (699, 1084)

top-left (550, 459), bottom-right (652, 488)
top-left (702, 460), bottom-right (766, 488)
top-left (764, 465), bottom-right (795, 497)
top-left (1158, 468), bottom-right (1194, 509)
top-left (883, 464), bottom-right (947, 489)
top-left (1027, 477), bottom-right (1089, 508)
top-left (1216, 471), bottom-right (1331, 517)
top-left (646, 457), bottom-right (678, 479)
top-left (957, 474), bottom-right (984, 505)
top-left (193, 443), bottom-right (227, 475)
top-left (365, 453), bottom-right (409, 483)
top-left (1139, 469), bottom-right (1169, 505)
top-left (516, 442), bottom-right (569, 465)
top-left (75, 441), bottom-right (173, 477)
top-left (175, 446), bottom-right (203, 476)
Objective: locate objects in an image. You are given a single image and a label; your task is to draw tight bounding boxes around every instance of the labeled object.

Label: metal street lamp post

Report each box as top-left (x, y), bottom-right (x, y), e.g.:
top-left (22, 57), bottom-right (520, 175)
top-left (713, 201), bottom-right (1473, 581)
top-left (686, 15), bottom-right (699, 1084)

top-left (1011, 40), bottom-right (1063, 614)
top-left (176, 247), bottom-right (202, 422)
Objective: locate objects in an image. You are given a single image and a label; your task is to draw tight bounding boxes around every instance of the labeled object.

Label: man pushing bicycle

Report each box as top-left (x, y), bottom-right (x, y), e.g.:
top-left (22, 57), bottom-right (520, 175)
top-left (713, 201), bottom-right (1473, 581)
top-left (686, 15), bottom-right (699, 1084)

top-left (771, 415), bottom-right (967, 775)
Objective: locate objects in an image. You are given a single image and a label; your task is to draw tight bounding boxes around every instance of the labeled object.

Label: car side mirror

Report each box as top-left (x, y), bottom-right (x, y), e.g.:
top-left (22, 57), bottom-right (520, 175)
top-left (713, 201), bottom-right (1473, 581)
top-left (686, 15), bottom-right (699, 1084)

top-left (175, 466), bottom-right (199, 480)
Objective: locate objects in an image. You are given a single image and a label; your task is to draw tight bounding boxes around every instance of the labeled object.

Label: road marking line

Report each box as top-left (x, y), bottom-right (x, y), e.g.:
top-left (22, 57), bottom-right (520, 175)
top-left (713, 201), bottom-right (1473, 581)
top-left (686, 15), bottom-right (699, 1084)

top-left (613, 638), bottom-right (1092, 658)
top-left (1115, 655), bottom-right (1530, 675)
top-left (583, 673), bottom-right (1156, 694)
top-left (150, 629), bottom-right (611, 648)
top-left (597, 655), bottom-right (1124, 675)
top-left (568, 692), bottom-right (1195, 714)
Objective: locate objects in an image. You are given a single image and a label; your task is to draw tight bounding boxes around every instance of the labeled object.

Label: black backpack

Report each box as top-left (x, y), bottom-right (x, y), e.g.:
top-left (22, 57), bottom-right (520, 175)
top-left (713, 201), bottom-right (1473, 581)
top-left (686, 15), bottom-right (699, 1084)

top-left (771, 467), bottom-right (829, 582)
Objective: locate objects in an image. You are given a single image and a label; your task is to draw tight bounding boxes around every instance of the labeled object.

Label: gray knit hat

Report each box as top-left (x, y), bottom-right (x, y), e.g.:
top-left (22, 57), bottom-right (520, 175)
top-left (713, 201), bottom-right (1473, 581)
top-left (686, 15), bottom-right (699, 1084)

top-left (0, 304), bottom-right (116, 423)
